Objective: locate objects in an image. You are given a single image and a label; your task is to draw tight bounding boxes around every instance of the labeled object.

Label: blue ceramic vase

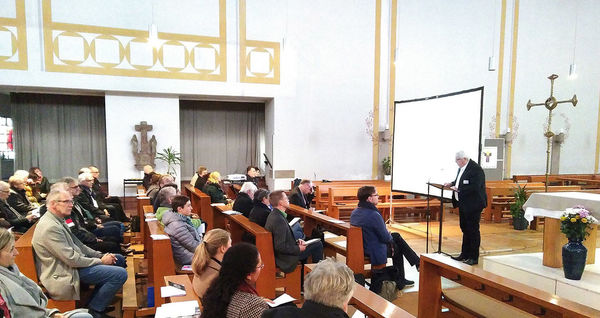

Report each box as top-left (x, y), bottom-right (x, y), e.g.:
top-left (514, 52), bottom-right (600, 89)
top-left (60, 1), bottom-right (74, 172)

top-left (562, 238), bottom-right (587, 280)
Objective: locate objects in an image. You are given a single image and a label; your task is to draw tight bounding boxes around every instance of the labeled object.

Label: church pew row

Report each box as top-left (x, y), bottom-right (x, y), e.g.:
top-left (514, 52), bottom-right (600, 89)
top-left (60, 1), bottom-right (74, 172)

top-left (304, 264), bottom-right (415, 318)
top-left (418, 253), bottom-right (600, 318)
top-left (211, 204), bottom-right (301, 299)
top-left (512, 174), bottom-right (599, 184)
top-left (326, 186), bottom-right (440, 222)
top-left (311, 180), bottom-right (391, 210)
top-left (14, 223), bottom-right (140, 316)
top-left (163, 274), bottom-right (202, 309)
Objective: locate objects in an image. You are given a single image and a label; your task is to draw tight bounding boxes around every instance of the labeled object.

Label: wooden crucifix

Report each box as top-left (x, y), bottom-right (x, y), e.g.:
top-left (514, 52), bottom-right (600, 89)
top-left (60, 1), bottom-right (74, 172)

top-left (526, 74), bottom-right (577, 191)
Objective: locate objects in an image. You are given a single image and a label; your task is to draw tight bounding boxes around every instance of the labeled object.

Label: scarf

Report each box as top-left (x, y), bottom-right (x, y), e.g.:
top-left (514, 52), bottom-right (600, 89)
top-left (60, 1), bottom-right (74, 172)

top-left (237, 281), bottom-right (258, 295)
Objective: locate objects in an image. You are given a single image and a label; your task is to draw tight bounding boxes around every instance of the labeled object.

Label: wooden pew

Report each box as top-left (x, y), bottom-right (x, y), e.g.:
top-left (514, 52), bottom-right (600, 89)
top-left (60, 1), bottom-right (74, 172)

top-left (163, 274), bottom-right (202, 309)
top-left (184, 184), bottom-right (215, 230)
top-left (305, 263), bottom-right (415, 318)
top-left (144, 208), bottom-right (177, 310)
top-left (484, 182), bottom-right (545, 222)
top-left (312, 180), bottom-right (391, 210)
top-left (122, 255), bottom-right (138, 318)
top-left (212, 205), bottom-right (301, 299)
top-left (418, 253), bottom-right (600, 317)
top-left (286, 204), bottom-right (367, 276)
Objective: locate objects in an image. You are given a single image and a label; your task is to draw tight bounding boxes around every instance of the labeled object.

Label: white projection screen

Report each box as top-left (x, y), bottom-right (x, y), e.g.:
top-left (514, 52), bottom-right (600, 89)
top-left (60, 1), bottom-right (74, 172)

top-left (391, 87), bottom-right (483, 199)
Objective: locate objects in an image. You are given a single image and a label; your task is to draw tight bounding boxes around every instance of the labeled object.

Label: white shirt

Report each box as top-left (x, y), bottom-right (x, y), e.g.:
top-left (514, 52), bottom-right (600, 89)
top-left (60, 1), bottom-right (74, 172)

top-left (454, 164), bottom-right (467, 201)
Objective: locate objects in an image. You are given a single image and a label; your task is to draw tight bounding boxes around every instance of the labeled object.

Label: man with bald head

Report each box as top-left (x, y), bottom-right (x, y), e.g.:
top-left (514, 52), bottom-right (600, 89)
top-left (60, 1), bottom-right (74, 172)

top-left (33, 188), bottom-right (127, 318)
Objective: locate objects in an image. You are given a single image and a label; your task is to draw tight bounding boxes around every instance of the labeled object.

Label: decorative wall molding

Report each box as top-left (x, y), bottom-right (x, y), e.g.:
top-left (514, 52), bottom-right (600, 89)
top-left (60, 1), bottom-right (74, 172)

top-left (0, 0), bottom-right (27, 70)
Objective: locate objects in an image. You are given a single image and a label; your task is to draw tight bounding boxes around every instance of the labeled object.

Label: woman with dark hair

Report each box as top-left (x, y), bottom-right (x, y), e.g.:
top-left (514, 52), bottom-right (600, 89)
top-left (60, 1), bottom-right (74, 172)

top-left (28, 167), bottom-right (51, 201)
top-left (201, 243), bottom-right (268, 318)
top-left (248, 189), bottom-right (271, 228)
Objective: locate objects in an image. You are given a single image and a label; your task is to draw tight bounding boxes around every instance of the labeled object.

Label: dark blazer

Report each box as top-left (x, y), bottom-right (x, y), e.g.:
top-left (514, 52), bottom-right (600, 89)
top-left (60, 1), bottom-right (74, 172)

top-left (75, 186), bottom-right (105, 217)
top-left (264, 208), bottom-right (300, 273)
top-left (202, 183), bottom-right (227, 204)
top-left (451, 159), bottom-right (487, 212)
top-left (289, 187), bottom-right (310, 209)
top-left (262, 300), bottom-right (350, 318)
top-left (0, 199), bottom-right (32, 233)
top-left (7, 188), bottom-right (35, 215)
top-left (249, 203), bottom-right (271, 228)
top-left (233, 192), bottom-right (253, 217)
top-left (194, 175), bottom-right (208, 192)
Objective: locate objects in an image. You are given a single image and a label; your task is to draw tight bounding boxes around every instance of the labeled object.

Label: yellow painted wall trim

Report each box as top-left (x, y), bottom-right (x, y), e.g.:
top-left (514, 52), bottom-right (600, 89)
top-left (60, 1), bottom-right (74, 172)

top-left (41, 0), bottom-right (227, 81)
top-left (0, 0), bottom-right (27, 70)
top-left (239, 0), bottom-right (280, 84)
top-left (505, 0), bottom-right (520, 178)
top-left (494, 0), bottom-right (507, 137)
top-left (388, 0), bottom-right (397, 159)
top-left (372, 0), bottom-right (382, 179)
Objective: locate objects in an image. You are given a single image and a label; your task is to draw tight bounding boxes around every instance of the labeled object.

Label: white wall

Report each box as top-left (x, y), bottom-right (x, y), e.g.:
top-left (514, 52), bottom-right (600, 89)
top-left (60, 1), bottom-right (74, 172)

top-left (105, 94), bottom-right (180, 196)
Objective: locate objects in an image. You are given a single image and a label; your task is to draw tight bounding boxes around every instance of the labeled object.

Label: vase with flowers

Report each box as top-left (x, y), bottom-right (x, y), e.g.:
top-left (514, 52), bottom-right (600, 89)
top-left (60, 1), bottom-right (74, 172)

top-left (559, 205), bottom-right (598, 280)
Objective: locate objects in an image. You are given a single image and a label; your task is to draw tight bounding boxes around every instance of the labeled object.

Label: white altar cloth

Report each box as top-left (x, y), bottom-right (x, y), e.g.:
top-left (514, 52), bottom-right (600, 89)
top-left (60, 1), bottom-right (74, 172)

top-left (522, 192), bottom-right (600, 223)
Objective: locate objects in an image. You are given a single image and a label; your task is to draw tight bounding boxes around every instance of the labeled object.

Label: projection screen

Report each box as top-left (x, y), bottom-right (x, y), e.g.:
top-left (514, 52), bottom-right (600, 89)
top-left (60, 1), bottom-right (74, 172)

top-left (391, 87), bottom-right (483, 199)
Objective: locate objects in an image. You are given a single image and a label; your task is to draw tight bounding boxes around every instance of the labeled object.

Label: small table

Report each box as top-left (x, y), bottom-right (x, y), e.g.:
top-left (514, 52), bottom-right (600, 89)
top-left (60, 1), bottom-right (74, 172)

top-left (523, 192), bottom-right (598, 268)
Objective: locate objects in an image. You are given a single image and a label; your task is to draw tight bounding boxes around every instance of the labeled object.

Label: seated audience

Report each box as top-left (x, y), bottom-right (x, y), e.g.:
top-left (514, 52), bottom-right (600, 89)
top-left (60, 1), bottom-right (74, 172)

top-left (201, 243), bottom-right (268, 318)
top-left (0, 228), bottom-right (93, 318)
top-left (145, 173), bottom-right (162, 202)
top-left (60, 179), bottom-right (129, 255)
top-left (7, 175), bottom-right (38, 215)
top-left (194, 166), bottom-right (209, 191)
top-left (163, 195), bottom-right (203, 266)
top-left (245, 166), bottom-right (258, 186)
top-left (350, 186), bottom-right (419, 290)
top-left (0, 181), bottom-right (35, 233)
top-left (142, 165), bottom-right (155, 190)
top-left (191, 228), bottom-right (231, 299)
top-left (203, 172), bottom-right (228, 204)
top-left (248, 189), bottom-right (271, 228)
top-left (152, 175), bottom-right (178, 211)
top-left (13, 169), bottom-right (41, 207)
top-left (89, 166), bottom-right (129, 222)
top-left (190, 165), bottom-right (207, 187)
top-left (32, 188), bottom-right (127, 318)
top-left (289, 179), bottom-right (314, 209)
top-left (233, 182), bottom-right (257, 217)
top-left (28, 166), bottom-right (51, 201)
top-left (155, 186), bottom-right (177, 222)
top-left (262, 258), bottom-right (355, 318)
top-left (265, 191), bottom-right (323, 273)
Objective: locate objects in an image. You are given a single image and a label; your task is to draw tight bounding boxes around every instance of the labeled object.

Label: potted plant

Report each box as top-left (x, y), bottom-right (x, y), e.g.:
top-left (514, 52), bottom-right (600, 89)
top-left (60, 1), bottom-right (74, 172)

top-left (509, 184), bottom-right (529, 230)
top-left (382, 156), bottom-right (392, 181)
top-left (155, 146), bottom-right (183, 176)
top-left (559, 205), bottom-right (598, 280)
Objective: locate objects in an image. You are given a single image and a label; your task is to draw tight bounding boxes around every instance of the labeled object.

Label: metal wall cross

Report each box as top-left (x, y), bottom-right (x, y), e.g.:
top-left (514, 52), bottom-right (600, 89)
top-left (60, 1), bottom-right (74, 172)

top-left (526, 74), bottom-right (577, 191)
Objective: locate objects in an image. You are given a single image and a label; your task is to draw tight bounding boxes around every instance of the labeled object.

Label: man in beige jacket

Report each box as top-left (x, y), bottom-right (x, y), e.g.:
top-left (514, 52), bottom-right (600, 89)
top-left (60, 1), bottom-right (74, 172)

top-left (33, 186), bottom-right (127, 318)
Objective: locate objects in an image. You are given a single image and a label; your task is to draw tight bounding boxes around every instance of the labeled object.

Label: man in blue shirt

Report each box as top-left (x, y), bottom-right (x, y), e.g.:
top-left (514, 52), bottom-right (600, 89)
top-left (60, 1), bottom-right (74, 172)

top-left (350, 186), bottom-right (419, 289)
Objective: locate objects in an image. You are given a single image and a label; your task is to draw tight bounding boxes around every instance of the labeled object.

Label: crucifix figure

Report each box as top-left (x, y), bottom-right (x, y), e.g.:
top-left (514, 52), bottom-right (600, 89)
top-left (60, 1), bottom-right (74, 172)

top-left (526, 74), bottom-right (577, 191)
top-left (131, 121), bottom-right (157, 170)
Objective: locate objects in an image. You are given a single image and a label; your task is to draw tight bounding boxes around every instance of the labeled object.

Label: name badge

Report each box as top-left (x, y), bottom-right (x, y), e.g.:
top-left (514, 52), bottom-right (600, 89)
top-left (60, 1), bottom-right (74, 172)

top-left (463, 180), bottom-right (469, 185)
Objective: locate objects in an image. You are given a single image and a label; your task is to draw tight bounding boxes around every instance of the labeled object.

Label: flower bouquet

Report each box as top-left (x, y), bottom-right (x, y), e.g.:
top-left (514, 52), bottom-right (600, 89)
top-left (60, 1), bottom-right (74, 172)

top-left (559, 205), bottom-right (597, 280)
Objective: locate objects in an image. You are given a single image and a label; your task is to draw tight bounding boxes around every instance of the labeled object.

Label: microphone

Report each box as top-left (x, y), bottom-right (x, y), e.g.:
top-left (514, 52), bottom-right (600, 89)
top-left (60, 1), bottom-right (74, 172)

top-left (263, 153), bottom-right (273, 169)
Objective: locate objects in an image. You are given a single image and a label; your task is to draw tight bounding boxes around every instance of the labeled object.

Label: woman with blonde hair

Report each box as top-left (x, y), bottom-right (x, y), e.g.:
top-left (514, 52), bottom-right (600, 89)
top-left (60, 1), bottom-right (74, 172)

top-left (202, 171), bottom-right (228, 204)
top-left (191, 228), bottom-right (231, 298)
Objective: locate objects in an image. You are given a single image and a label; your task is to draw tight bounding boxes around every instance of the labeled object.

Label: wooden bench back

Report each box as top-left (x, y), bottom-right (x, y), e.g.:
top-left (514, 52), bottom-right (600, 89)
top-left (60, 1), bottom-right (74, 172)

top-left (286, 204), bottom-right (366, 275)
top-left (418, 253), bottom-right (600, 317)
top-left (14, 223), bottom-right (38, 282)
top-left (184, 184), bottom-right (214, 230)
top-left (313, 180), bottom-right (390, 209)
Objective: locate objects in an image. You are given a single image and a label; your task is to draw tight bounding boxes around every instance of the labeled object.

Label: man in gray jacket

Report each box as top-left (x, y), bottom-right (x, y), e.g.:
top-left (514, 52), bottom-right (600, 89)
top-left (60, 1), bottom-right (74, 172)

top-left (32, 188), bottom-right (127, 318)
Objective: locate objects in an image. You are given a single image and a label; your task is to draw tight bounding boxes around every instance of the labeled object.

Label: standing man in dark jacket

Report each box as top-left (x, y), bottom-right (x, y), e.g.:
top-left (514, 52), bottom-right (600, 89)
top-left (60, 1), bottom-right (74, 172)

top-left (444, 150), bottom-right (487, 265)
top-left (265, 191), bottom-right (323, 273)
top-left (350, 186), bottom-right (419, 289)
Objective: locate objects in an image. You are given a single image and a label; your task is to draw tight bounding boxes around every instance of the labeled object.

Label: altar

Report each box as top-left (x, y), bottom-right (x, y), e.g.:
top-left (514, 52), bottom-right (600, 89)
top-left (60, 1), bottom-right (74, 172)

top-left (523, 192), bottom-right (598, 268)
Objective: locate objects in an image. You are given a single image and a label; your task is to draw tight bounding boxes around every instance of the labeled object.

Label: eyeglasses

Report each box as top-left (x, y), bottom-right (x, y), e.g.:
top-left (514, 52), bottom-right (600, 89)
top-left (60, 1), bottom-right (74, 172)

top-left (0, 190), bottom-right (9, 193)
top-left (256, 263), bottom-right (265, 270)
top-left (371, 193), bottom-right (379, 197)
top-left (56, 200), bottom-right (74, 205)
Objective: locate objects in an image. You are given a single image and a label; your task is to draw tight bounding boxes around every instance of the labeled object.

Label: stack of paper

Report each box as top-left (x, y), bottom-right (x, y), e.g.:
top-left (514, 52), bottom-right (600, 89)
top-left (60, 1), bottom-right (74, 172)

top-left (155, 300), bottom-right (200, 318)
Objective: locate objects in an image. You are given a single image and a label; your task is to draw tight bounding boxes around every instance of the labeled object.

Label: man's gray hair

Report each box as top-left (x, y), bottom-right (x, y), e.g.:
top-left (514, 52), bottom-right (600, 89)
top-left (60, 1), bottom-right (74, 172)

top-left (303, 258), bottom-right (354, 310)
top-left (47, 188), bottom-right (69, 202)
top-left (157, 186), bottom-right (177, 206)
top-left (78, 172), bottom-right (93, 183)
top-left (61, 177), bottom-right (78, 186)
top-left (455, 150), bottom-right (468, 160)
top-left (0, 181), bottom-right (8, 192)
top-left (50, 182), bottom-right (68, 191)
top-left (240, 182), bottom-right (257, 195)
